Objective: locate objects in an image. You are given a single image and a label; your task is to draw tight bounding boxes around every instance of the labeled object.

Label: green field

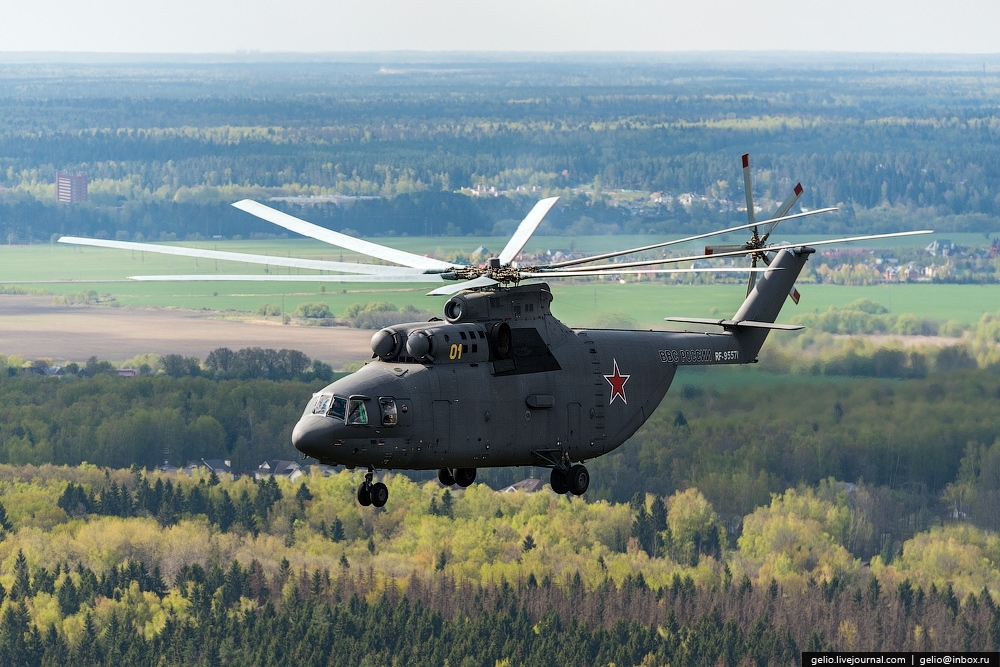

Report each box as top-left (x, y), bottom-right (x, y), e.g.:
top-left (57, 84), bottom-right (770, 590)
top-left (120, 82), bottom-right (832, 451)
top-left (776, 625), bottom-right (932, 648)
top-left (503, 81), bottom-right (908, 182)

top-left (1, 238), bottom-right (993, 329)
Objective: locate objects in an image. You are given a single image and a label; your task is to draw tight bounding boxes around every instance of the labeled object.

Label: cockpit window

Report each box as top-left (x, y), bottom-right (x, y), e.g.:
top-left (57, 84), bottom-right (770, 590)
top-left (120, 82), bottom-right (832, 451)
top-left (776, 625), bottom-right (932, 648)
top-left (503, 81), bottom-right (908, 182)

top-left (347, 398), bottom-right (368, 425)
top-left (312, 395), bottom-right (332, 415)
top-left (329, 396), bottom-right (347, 422)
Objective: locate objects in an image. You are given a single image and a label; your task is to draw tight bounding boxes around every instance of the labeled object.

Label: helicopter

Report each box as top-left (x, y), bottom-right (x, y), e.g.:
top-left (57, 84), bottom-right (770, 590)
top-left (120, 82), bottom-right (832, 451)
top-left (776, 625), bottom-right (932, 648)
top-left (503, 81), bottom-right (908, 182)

top-left (59, 154), bottom-right (931, 507)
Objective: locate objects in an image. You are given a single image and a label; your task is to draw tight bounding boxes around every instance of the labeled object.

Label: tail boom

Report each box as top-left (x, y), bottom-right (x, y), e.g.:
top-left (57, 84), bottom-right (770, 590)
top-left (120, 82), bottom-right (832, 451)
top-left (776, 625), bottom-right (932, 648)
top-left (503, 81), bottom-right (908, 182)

top-left (663, 246), bottom-right (813, 364)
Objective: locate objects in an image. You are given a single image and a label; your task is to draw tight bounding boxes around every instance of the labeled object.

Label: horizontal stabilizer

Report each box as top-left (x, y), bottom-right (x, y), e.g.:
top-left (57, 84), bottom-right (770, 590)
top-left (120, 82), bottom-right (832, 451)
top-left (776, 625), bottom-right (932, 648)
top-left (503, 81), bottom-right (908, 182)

top-left (664, 317), bottom-right (803, 331)
top-left (731, 321), bottom-right (804, 331)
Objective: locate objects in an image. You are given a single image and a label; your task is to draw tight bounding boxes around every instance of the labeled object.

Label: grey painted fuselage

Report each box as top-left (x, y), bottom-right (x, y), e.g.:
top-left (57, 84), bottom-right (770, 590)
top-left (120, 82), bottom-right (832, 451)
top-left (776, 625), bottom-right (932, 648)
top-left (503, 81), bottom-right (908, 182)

top-left (292, 247), bottom-right (812, 472)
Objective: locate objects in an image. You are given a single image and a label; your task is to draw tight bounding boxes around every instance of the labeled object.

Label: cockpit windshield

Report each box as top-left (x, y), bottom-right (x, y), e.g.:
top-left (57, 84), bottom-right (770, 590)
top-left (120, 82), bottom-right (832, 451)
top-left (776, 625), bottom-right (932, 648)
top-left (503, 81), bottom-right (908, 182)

top-left (311, 394), bottom-right (331, 415)
top-left (310, 394), bottom-right (348, 422)
top-left (329, 396), bottom-right (347, 422)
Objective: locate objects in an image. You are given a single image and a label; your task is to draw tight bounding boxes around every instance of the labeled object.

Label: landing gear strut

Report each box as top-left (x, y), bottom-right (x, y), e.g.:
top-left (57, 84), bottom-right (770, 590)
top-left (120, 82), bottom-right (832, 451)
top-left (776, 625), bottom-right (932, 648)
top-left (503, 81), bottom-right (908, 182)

top-left (550, 463), bottom-right (589, 496)
top-left (357, 469), bottom-right (388, 507)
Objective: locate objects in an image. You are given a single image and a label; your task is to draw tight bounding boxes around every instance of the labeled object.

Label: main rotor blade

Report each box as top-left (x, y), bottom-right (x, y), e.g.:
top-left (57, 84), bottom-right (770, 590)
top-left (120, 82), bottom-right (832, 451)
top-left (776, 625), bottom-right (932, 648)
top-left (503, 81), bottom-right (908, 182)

top-left (128, 273), bottom-right (446, 282)
top-left (519, 266), bottom-right (777, 278)
top-left (233, 199), bottom-right (455, 272)
top-left (497, 197), bottom-right (560, 265)
top-left (58, 236), bottom-right (421, 276)
top-left (546, 229), bottom-right (934, 272)
top-left (541, 207), bottom-right (837, 271)
top-left (426, 276), bottom-right (499, 296)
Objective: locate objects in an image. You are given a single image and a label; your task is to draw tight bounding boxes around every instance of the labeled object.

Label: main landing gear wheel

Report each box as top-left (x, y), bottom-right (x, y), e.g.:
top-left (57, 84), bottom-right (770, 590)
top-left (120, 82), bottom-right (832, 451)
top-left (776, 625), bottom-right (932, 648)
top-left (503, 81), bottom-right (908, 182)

top-left (453, 468), bottom-right (477, 488)
top-left (567, 464), bottom-right (590, 496)
top-left (550, 467), bottom-right (569, 495)
top-left (550, 464), bottom-right (589, 495)
top-left (437, 468), bottom-right (456, 486)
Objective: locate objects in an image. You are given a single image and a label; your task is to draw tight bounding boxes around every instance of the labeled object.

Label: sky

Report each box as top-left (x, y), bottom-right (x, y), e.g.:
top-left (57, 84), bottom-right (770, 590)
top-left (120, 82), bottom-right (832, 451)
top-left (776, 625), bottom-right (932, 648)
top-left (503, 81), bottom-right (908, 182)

top-left (2, 0), bottom-right (999, 54)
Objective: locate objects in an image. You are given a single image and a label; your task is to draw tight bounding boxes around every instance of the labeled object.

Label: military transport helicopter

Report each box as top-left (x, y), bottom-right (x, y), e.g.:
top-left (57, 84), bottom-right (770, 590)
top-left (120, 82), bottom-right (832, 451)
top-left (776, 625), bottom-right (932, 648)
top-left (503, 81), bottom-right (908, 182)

top-left (59, 154), bottom-right (931, 507)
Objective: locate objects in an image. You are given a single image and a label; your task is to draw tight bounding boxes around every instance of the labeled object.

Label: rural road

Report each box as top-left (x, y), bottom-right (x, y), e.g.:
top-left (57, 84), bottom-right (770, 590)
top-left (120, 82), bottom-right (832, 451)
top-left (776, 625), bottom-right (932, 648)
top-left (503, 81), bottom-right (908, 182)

top-left (0, 295), bottom-right (374, 369)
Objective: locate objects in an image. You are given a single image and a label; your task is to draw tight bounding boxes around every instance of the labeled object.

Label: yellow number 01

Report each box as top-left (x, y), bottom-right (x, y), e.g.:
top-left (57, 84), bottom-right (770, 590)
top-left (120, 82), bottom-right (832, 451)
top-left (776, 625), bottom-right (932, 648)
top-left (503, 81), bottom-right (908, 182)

top-left (449, 344), bottom-right (462, 360)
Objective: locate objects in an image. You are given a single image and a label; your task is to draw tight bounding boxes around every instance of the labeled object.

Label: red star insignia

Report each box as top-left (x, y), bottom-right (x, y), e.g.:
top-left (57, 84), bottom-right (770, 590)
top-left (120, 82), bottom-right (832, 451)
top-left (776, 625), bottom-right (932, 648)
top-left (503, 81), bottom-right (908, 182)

top-left (604, 358), bottom-right (631, 405)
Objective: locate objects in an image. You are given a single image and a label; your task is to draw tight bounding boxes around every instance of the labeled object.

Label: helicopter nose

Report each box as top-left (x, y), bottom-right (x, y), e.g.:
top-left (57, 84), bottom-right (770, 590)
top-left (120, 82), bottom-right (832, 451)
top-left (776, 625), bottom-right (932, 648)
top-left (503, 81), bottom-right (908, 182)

top-left (292, 415), bottom-right (339, 457)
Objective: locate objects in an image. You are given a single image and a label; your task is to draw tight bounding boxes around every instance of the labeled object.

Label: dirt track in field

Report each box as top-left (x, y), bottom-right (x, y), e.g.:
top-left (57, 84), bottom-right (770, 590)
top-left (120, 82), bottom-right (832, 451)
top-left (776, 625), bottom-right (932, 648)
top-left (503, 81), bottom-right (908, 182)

top-left (0, 295), bottom-right (373, 368)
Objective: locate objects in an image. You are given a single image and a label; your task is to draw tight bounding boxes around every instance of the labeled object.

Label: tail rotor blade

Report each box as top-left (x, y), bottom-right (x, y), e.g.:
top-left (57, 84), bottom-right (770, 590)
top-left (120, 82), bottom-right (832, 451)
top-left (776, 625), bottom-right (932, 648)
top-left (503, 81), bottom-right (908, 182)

top-left (761, 183), bottom-right (804, 244)
top-left (742, 153), bottom-right (756, 228)
top-left (746, 255), bottom-right (759, 297)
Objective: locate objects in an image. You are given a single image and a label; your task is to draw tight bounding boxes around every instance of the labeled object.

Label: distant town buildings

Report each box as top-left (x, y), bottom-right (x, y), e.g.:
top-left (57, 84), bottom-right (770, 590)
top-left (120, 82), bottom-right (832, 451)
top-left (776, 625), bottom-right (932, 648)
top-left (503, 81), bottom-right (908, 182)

top-left (56, 172), bottom-right (88, 203)
top-left (255, 459), bottom-right (304, 481)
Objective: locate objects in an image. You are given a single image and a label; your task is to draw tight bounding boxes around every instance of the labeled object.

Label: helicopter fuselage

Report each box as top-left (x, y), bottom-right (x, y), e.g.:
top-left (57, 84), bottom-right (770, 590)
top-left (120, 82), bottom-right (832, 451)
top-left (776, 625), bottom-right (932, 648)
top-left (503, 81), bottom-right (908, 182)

top-left (292, 282), bottom-right (751, 472)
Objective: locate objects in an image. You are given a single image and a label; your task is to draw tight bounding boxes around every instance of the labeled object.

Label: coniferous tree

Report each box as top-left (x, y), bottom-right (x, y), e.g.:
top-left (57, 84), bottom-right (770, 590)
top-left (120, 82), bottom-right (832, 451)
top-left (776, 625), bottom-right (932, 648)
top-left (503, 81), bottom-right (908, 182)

top-left (186, 483), bottom-right (208, 515)
top-left (331, 518), bottom-right (345, 542)
top-left (0, 502), bottom-right (13, 538)
top-left (295, 481), bottom-right (313, 510)
top-left (10, 551), bottom-right (30, 601)
top-left (56, 578), bottom-right (80, 616)
top-left (33, 567), bottom-right (54, 595)
top-left (441, 490), bottom-right (454, 519)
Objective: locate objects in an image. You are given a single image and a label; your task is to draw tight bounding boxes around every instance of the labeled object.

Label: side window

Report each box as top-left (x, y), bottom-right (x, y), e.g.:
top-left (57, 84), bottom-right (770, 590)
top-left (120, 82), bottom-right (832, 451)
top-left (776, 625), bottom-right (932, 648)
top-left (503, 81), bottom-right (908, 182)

top-left (379, 397), bottom-right (397, 426)
top-left (347, 398), bottom-right (368, 425)
top-left (329, 397), bottom-right (347, 421)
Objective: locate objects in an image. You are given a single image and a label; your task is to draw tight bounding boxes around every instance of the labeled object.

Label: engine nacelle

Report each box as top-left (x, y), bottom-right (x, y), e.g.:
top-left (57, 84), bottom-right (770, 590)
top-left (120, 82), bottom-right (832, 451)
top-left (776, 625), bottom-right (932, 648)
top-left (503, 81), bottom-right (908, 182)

top-left (404, 323), bottom-right (491, 364)
top-left (372, 321), bottom-right (503, 364)
top-left (371, 328), bottom-right (404, 361)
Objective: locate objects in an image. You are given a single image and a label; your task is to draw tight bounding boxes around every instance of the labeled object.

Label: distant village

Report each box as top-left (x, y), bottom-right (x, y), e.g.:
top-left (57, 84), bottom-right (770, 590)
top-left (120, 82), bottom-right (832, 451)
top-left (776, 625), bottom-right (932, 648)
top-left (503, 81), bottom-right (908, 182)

top-left (44, 172), bottom-right (1000, 286)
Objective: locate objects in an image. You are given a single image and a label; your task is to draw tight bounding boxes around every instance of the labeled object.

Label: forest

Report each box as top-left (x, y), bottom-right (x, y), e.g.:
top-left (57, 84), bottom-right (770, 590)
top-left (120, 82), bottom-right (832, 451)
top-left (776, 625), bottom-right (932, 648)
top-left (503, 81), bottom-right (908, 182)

top-left (1, 462), bottom-right (1000, 665)
top-left (2, 56), bottom-right (1000, 243)
top-left (3, 338), bottom-right (1000, 553)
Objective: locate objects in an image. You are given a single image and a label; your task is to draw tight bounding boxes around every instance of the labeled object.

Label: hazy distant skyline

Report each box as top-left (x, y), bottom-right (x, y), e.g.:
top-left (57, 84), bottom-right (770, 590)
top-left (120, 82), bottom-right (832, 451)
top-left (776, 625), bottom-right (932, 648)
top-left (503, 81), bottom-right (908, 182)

top-left (2, 0), bottom-right (998, 55)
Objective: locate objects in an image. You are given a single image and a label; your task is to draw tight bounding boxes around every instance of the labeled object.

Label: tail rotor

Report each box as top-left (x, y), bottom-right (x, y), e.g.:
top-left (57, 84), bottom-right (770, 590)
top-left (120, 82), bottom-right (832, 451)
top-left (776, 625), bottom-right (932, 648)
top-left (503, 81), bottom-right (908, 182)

top-left (706, 153), bottom-right (805, 303)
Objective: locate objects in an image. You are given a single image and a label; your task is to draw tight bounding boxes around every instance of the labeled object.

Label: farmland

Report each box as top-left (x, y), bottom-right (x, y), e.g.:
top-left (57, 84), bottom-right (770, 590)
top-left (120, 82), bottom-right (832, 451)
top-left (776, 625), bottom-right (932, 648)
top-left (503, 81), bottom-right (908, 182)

top-left (2, 238), bottom-right (995, 331)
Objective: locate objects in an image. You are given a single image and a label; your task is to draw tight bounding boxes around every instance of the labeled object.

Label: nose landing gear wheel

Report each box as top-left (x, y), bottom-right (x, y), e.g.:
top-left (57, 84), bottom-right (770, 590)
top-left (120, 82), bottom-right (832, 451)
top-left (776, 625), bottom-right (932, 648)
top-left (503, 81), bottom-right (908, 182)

top-left (357, 483), bottom-right (372, 506)
top-left (437, 468), bottom-right (456, 486)
top-left (358, 469), bottom-right (388, 507)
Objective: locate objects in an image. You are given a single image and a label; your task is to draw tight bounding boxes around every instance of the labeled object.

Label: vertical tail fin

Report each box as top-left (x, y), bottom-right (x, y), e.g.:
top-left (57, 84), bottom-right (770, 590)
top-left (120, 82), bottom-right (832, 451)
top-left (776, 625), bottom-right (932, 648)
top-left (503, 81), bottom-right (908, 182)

top-left (730, 247), bottom-right (813, 359)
